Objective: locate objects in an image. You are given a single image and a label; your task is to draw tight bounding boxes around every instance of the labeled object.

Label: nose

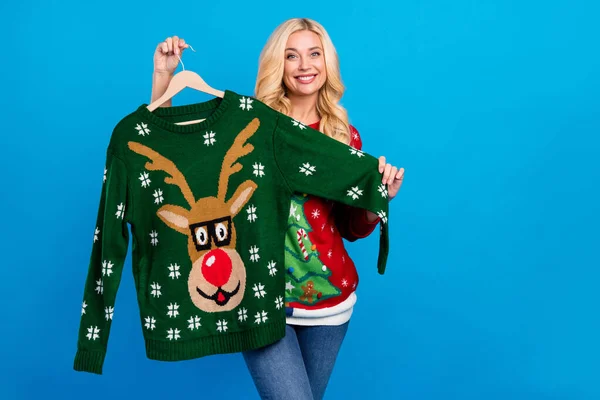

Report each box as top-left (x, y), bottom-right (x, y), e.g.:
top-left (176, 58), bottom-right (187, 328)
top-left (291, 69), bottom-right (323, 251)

top-left (299, 56), bottom-right (309, 71)
top-left (201, 249), bottom-right (232, 288)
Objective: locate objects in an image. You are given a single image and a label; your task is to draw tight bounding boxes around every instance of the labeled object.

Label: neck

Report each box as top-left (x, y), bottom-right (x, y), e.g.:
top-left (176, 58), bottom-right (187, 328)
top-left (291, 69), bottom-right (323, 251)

top-left (288, 92), bottom-right (320, 125)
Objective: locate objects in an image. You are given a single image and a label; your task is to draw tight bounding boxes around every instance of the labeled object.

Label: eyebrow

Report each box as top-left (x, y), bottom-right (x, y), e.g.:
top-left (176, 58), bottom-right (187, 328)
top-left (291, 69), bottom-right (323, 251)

top-left (285, 46), bottom-right (323, 52)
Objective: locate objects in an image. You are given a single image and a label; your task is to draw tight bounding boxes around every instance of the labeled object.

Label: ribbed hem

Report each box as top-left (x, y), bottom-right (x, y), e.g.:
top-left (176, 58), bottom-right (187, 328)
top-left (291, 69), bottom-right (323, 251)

top-left (73, 350), bottom-right (106, 375)
top-left (145, 318), bottom-right (286, 361)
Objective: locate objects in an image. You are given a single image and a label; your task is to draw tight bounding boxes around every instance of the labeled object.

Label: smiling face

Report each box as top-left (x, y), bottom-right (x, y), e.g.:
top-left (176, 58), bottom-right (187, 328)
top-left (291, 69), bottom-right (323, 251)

top-left (283, 30), bottom-right (327, 97)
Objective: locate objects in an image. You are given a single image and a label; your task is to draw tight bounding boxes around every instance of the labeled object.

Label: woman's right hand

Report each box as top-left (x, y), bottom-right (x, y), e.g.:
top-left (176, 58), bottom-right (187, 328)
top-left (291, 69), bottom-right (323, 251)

top-left (154, 36), bottom-right (189, 75)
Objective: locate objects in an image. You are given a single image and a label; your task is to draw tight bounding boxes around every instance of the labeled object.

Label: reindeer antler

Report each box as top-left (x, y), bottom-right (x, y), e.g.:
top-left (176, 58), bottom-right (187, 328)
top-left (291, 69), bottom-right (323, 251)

top-left (128, 141), bottom-right (196, 208)
top-left (218, 118), bottom-right (260, 201)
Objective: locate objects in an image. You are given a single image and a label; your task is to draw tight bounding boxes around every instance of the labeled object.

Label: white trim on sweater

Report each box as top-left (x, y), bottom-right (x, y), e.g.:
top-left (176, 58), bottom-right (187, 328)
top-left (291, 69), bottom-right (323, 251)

top-left (285, 291), bottom-right (357, 326)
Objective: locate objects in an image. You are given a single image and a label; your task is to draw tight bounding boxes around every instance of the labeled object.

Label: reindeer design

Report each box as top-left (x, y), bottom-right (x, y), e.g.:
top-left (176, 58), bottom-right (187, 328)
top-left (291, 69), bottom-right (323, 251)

top-left (128, 118), bottom-right (260, 313)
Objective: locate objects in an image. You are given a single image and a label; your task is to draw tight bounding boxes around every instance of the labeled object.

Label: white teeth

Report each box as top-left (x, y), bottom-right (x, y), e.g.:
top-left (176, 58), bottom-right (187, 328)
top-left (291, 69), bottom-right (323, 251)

top-left (298, 75), bottom-right (315, 81)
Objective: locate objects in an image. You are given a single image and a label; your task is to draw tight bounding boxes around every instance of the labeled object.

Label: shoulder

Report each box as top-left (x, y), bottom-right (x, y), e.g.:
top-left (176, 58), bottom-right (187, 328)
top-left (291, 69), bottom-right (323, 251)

top-left (349, 124), bottom-right (363, 149)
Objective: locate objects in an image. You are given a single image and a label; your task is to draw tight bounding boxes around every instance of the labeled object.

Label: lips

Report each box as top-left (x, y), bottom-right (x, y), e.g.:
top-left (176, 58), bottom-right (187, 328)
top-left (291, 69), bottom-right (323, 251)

top-left (295, 74), bottom-right (317, 84)
top-left (196, 281), bottom-right (241, 306)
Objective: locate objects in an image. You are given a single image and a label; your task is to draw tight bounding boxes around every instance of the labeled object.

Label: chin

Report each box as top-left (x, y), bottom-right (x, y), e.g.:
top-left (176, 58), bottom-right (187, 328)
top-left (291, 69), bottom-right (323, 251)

top-left (289, 83), bottom-right (324, 97)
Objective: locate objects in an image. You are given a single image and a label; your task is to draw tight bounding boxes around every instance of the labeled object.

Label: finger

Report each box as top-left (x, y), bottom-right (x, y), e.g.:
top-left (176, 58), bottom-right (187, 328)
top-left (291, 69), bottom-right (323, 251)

top-left (378, 156), bottom-right (386, 173)
top-left (160, 41), bottom-right (168, 54)
top-left (173, 36), bottom-right (180, 55)
top-left (166, 37), bottom-right (173, 54)
top-left (388, 166), bottom-right (398, 185)
top-left (396, 167), bottom-right (405, 180)
top-left (179, 38), bottom-right (187, 50)
top-left (383, 163), bottom-right (392, 184)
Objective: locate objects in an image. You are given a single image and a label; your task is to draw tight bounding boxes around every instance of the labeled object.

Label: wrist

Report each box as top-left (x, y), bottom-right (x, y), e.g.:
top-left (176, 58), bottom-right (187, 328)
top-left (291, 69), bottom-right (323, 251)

top-left (153, 70), bottom-right (174, 79)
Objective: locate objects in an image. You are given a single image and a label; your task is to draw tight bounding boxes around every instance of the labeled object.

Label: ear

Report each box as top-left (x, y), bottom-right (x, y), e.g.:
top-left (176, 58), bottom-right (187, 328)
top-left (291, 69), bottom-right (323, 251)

top-left (228, 180), bottom-right (257, 216)
top-left (157, 205), bottom-right (190, 235)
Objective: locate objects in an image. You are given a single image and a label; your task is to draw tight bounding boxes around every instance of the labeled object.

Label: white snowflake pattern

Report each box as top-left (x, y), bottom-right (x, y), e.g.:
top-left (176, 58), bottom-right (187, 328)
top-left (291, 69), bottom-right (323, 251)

top-left (246, 205), bottom-right (257, 222)
top-left (275, 296), bottom-right (284, 310)
top-left (341, 279), bottom-right (349, 288)
top-left (253, 283), bottom-right (266, 298)
top-left (135, 122), bottom-right (151, 136)
top-left (290, 204), bottom-right (301, 222)
top-left (327, 249), bottom-right (333, 258)
top-left (377, 210), bottom-right (388, 224)
top-left (93, 227), bottom-right (100, 243)
top-left (352, 282), bottom-right (357, 289)
top-left (150, 282), bottom-right (162, 298)
top-left (253, 163), bottom-right (265, 177)
top-left (292, 119), bottom-right (306, 130)
top-left (139, 171), bottom-right (151, 188)
top-left (167, 303), bottom-right (180, 318)
top-left (299, 162), bottom-right (316, 176)
top-left (240, 97), bottom-right (254, 111)
top-left (168, 263), bottom-right (181, 279)
top-left (167, 328), bottom-right (181, 340)
top-left (81, 301), bottom-right (87, 315)
top-left (216, 319), bottom-right (228, 332)
top-left (115, 203), bottom-right (125, 219)
top-left (188, 316), bottom-right (201, 330)
top-left (86, 326), bottom-right (100, 340)
top-left (150, 230), bottom-right (159, 246)
top-left (203, 131), bottom-right (216, 146)
top-left (238, 308), bottom-right (248, 322)
top-left (311, 209), bottom-right (321, 219)
top-left (349, 147), bottom-right (365, 158)
top-left (346, 186), bottom-right (363, 200)
top-left (103, 167), bottom-right (107, 183)
top-left (378, 184), bottom-right (388, 198)
top-left (249, 246), bottom-right (260, 262)
top-left (102, 260), bottom-right (113, 277)
top-left (153, 189), bottom-right (164, 204)
top-left (144, 316), bottom-right (156, 330)
top-left (267, 261), bottom-right (277, 276)
top-left (254, 310), bottom-right (268, 324)
top-left (285, 281), bottom-right (295, 292)
top-left (95, 279), bottom-right (103, 295)
top-left (104, 306), bottom-right (114, 321)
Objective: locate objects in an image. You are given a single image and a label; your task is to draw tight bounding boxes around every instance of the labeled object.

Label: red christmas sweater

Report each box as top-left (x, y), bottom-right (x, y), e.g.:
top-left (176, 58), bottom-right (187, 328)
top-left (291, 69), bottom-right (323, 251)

top-left (284, 122), bottom-right (381, 326)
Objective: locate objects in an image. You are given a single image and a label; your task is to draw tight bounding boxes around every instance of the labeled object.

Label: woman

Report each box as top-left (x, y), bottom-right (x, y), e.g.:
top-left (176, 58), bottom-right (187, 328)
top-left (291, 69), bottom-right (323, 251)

top-left (151, 18), bottom-right (404, 400)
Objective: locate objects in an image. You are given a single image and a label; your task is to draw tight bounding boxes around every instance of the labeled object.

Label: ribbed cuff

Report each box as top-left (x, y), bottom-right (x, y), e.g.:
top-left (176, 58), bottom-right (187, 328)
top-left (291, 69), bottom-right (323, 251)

top-left (73, 350), bottom-right (105, 375)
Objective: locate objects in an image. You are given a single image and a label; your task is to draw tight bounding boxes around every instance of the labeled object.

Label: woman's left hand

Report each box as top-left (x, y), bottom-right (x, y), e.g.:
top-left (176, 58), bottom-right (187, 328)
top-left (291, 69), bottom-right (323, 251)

top-left (378, 156), bottom-right (404, 200)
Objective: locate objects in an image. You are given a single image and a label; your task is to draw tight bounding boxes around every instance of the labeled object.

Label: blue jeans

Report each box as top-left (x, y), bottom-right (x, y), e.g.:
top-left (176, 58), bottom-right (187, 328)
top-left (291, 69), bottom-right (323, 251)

top-left (242, 321), bottom-right (350, 400)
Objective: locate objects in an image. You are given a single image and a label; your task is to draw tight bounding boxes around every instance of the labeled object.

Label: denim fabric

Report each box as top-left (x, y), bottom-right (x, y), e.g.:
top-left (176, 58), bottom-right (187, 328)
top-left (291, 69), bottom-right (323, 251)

top-left (242, 321), bottom-right (350, 400)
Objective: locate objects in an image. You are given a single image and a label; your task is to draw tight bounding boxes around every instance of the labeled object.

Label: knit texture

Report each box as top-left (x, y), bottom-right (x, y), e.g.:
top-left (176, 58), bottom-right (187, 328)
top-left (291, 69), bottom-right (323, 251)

top-left (73, 89), bottom-right (389, 374)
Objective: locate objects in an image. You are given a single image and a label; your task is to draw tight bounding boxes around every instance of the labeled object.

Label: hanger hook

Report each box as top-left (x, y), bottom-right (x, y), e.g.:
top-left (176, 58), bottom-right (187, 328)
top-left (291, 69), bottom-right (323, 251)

top-left (176, 44), bottom-right (196, 71)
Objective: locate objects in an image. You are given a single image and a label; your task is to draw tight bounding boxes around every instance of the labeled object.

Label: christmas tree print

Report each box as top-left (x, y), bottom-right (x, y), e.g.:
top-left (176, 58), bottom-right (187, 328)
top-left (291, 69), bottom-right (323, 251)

top-left (285, 194), bottom-right (341, 305)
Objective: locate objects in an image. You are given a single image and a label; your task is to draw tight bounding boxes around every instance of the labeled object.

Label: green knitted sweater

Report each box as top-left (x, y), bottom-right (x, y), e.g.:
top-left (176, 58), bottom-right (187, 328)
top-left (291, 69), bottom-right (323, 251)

top-left (73, 89), bottom-right (390, 374)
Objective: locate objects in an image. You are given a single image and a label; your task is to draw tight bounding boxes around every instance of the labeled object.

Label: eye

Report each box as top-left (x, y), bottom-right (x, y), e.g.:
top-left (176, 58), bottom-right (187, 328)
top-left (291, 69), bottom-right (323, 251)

top-left (286, 53), bottom-right (297, 59)
top-left (311, 51), bottom-right (321, 57)
top-left (215, 222), bottom-right (228, 242)
top-left (195, 227), bottom-right (208, 245)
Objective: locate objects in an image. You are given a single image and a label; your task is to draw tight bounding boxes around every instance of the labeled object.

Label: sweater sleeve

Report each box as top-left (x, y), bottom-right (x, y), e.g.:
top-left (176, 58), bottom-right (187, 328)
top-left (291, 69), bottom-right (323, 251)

top-left (73, 150), bottom-right (130, 375)
top-left (333, 125), bottom-right (381, 241)
top-left (273, 114), bottom-right (390, 274)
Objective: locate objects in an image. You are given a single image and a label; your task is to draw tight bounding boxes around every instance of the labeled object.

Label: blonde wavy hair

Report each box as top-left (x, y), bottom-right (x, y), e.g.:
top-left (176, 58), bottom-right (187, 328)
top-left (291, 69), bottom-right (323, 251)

top-left (255, 18), bottom-right (351, 145)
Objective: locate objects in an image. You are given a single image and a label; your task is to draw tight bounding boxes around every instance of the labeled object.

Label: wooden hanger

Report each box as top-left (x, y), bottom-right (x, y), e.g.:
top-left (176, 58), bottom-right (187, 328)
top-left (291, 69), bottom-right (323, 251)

top-left (147, 45), bottom-right (225, 125)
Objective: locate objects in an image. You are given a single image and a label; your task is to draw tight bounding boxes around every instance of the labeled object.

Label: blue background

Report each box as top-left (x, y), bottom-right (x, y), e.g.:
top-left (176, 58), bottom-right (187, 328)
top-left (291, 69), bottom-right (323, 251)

top-left (1, 0), bottom-right (599, 399)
